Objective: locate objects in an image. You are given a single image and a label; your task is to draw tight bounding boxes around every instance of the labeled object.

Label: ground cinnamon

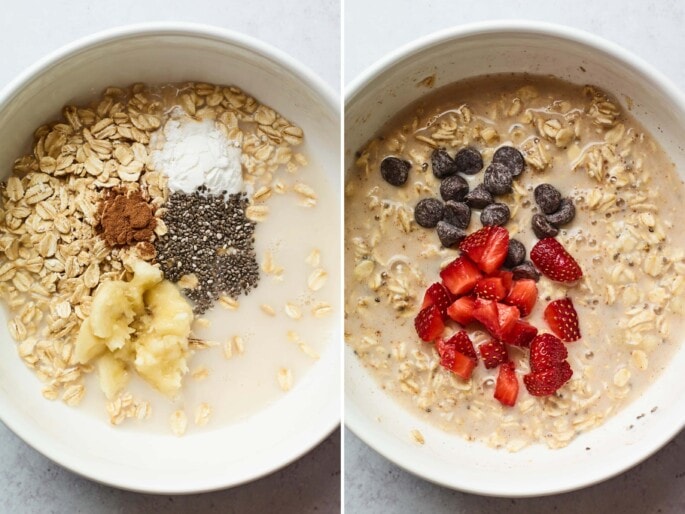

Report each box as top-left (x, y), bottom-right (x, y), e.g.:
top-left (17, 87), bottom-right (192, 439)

top-left (98, 188), bottom-right (157, 248)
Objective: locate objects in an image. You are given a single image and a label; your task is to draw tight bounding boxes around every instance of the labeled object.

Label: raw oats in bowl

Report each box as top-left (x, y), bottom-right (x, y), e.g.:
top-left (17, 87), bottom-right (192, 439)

top-left (345, 21), bottom-right (685, 496)
top-left (0, 23), bottom-right (340, 493)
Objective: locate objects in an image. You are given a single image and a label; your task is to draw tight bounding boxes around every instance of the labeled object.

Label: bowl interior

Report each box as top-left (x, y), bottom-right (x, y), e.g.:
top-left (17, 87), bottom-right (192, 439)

top-left (345, 25), bottom-right (685, 497)
top-left (0, 28), bottom-right (340, 493)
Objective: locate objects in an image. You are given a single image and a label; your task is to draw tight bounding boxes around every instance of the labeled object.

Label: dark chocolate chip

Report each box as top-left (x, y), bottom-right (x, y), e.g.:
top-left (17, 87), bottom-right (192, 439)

top-left (431, 148), bottom-right (458, 179)
top-left (504, 239), bottom-right (526, 268)
top-left (414, 198), bottom-right (444, 228)
top-left (512, 261), bottom-right (541, 282)
top-left (454, 147), bottom-right (483, 175)
top-left (532, 213), bottom-right (559, 239)
top-left (443, 201), bottom-right (471, 230)
top-left (546, 198), bottom-right (576, 226)
top-left (483, 163), bottom-right (513, 195)
top-left (380, 156), bottom-right (411, 186)
top-left (480, 203), bottom-right (510, 226)
top-left (534, 183), bottom-right (562, 214)
top-left (440, 174), bottom-right (469, 202)
top-left (492, 146), bottom-right (525, 177)
top-left (437, 221), bottom-right (466, 248)
top-left (464, 184), bottom-right (493, 209)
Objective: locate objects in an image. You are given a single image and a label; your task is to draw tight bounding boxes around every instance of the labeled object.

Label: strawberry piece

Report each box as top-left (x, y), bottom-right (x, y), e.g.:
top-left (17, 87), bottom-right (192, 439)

top-left (421, 282), bottom-right (453, 319)
top-left (479, 340), bottom-right (508, 369)
top-left (447, 296), bottom-right (476, 325)
top-left (414, 304), bottom-right (445, 342)
top-left (496, 303), bottom-right (520, 339)
top-left (544, 297), bottom-right (581, 342)
top-left (472, 298), bottom-right (500, 337)
top-left (440, 256), bottom-right (482, 296)
top-left (496, 270), bottom-right (514, 296)
top-left (438, 345), bottom-right (477, 380)
top-left (459, 226), bottom-right (509, 274)
top-left (529, 333), bottom-right (568, 373)
top-left (494, 362), bottom-right (519, 406)
top-left (530, 238), bottom-right (582, 282)
top-left (473, 276), bottom-right (507, 300)
top-left (505, 279), bottom-right (538, 317)
top-left (501, 320), bottom-right (538, 347)
top-left (443, 330), bottom-right (477, 361)
top-left (523, 361), bottom-right (573, 396)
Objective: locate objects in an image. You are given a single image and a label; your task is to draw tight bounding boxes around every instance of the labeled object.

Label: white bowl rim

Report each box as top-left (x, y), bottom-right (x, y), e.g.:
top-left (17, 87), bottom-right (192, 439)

top-left (345, 19), bottom-right (685, 497)
top-left (0, 21), bottom-right (340, 494)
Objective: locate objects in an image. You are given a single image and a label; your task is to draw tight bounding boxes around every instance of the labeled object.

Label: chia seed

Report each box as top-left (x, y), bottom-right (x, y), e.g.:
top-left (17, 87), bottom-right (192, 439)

top-left (154, 186), bottom-right (260, 314)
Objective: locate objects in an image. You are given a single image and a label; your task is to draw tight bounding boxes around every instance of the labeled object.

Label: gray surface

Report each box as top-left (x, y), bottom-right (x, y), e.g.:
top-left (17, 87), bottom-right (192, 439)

top-left (344, 0), bottom-right (685, 511)
top-left (0, 0), bottom-right (340, 512)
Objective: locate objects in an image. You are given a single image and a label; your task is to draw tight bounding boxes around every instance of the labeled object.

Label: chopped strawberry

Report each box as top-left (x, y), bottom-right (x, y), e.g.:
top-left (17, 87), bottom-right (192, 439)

top-left (414, 304), bottom-right (445, 342)
top-left (421, 282), bottom-right (453, 319)
top-left (496, 303), bottom-right (520, 339)
top-left (479, 340), bottom-right (508, 369)
top-left (438, 345), bottom-right (477, 380)
top-left (447, 296), bottom-right (476, 325)
top-left (472, 299), bottom-right (520, 339)
top-left (496, 270), bottom-right (514, 296)
top-left (530, 238), bottom-right (583, 282)
top-left (494, 362), bottom-right (519, 406)
top-left (440, 256), bottom-right (482, 296)
top-left (443, 330), bottom-right (477, 360)
top-left (529, 333), bottom-right (568, 373)
top-left (505, 279), bottom-right (538, 317)
top-left (459, 226), bottom-right (509, 274)
top-left (501, 320), bottom-right (538, 347)
top-left (473, 276), bottom-right (507, 300)
top-left (544, 297), bottom-right (581, 342)
top-left (523, 361), bottom-right (573, 396)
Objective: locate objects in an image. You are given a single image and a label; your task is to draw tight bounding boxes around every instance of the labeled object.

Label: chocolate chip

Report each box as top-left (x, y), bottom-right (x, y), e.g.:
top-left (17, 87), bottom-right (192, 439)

top-left (546, 198), bottom-right (576, 226)
top-left (380, 156), bottom-right (411, 186)
top-left (492, 146), bottom-right (525, 177)
top-left (464, 184), bottom-right (493, 209)
top-left (504, 239), bottom-right (526, 268)
top-left (414, 198), bottom-right (444, 228)
top-left (532, 213), bottom-right (559, 238)
top-left (480, 203), bottom-right (510, 226)
top-left (483, 163), bottom-right (513, 195)
top-left (512, 261), bottom-right (540, 282)
top-left (431, 148), bottom-right (458, 179)
top-left (534, 184), bottom-right (562, 214)
top-left (440, 174), bottom-right (469, 202)
top-left (454, 147), bottom-right (483, 175)
top-left (437, 221), bottom-right (466, 248)
top-left (443, 201), bottom-right (470, 230)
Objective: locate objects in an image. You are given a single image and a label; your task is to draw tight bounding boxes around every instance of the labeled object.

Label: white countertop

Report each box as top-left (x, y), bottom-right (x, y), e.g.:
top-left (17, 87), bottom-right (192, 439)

top-left (344, 0), bottom-right (685, 512)
top-left (0, 0), bottom-right (340, 512)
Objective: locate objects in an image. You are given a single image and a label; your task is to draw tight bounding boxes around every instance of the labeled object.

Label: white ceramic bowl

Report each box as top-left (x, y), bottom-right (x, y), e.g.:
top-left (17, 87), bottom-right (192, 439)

top-left (0, 23), bottom-right (340, 493)
top-left (345, 20), bottom-right (685, 497)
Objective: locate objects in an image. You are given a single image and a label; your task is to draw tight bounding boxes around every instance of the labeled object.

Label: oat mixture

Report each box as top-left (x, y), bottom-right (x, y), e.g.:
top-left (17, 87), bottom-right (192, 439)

top-left (0, 82), bottom-right (334, 434)
top-left (345, 75), bottom-right (685, 450)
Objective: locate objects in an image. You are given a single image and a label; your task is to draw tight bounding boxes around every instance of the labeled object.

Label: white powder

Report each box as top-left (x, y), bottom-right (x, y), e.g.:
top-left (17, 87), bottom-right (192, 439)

top-left (152, 111), bottom-right (243, 195)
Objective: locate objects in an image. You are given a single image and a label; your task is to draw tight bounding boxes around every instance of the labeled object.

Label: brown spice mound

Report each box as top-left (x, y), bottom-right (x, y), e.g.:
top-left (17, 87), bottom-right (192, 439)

top-left (98, 188), bottom-right (157, 247)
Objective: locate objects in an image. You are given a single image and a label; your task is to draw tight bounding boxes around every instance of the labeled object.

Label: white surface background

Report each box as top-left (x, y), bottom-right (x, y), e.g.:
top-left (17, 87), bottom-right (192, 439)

top-left (0, 0), bottom-right (340, 513)
top-left (344, 0), bottom-right (685, 512)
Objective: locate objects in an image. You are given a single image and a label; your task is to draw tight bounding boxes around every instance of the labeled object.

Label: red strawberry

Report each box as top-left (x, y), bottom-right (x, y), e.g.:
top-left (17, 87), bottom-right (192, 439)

top-left (421, 282), bottom-right (453, 319)
top-left (473, 276), bottom-right (507, 301)
top-left (505, 279), bottom-right (538, 317)
top-left (414, 304), bottom-right (445, 342)
top-left (459, 226), bottom-right (509, 274)
top-left (472, 298), bottom-right (500, 337)
top-left (501, 320), bottom-right (538, 347)
top-left (438, 346), bottom-right (477, 379)
top-left (479, 340), bottom-right (508, 369)
top-left (529, 333), bottom-right (568, 373)
top-left (440, 256), bottom-right (482, 296)
top-left (447, 296), bottom-right (476, 325)
top-left (530, 238), bottom-right (583, 282)
top-left (496, 270), bottom-right (514, 296)
top-left (494, 362), bottom-right (519, 406)
top-left (496, 303), bottom-right (520, 339)
top-left (443, 330), bottom-right (477, 360)
top-left (524, 361), bottom-right (573, 396)
top-left (544, 298), bottom-right (581, 342)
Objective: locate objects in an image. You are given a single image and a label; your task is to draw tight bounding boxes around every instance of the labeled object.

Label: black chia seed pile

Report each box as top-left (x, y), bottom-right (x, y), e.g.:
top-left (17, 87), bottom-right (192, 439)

top-left (154, 186), bottom-right (259, 314)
